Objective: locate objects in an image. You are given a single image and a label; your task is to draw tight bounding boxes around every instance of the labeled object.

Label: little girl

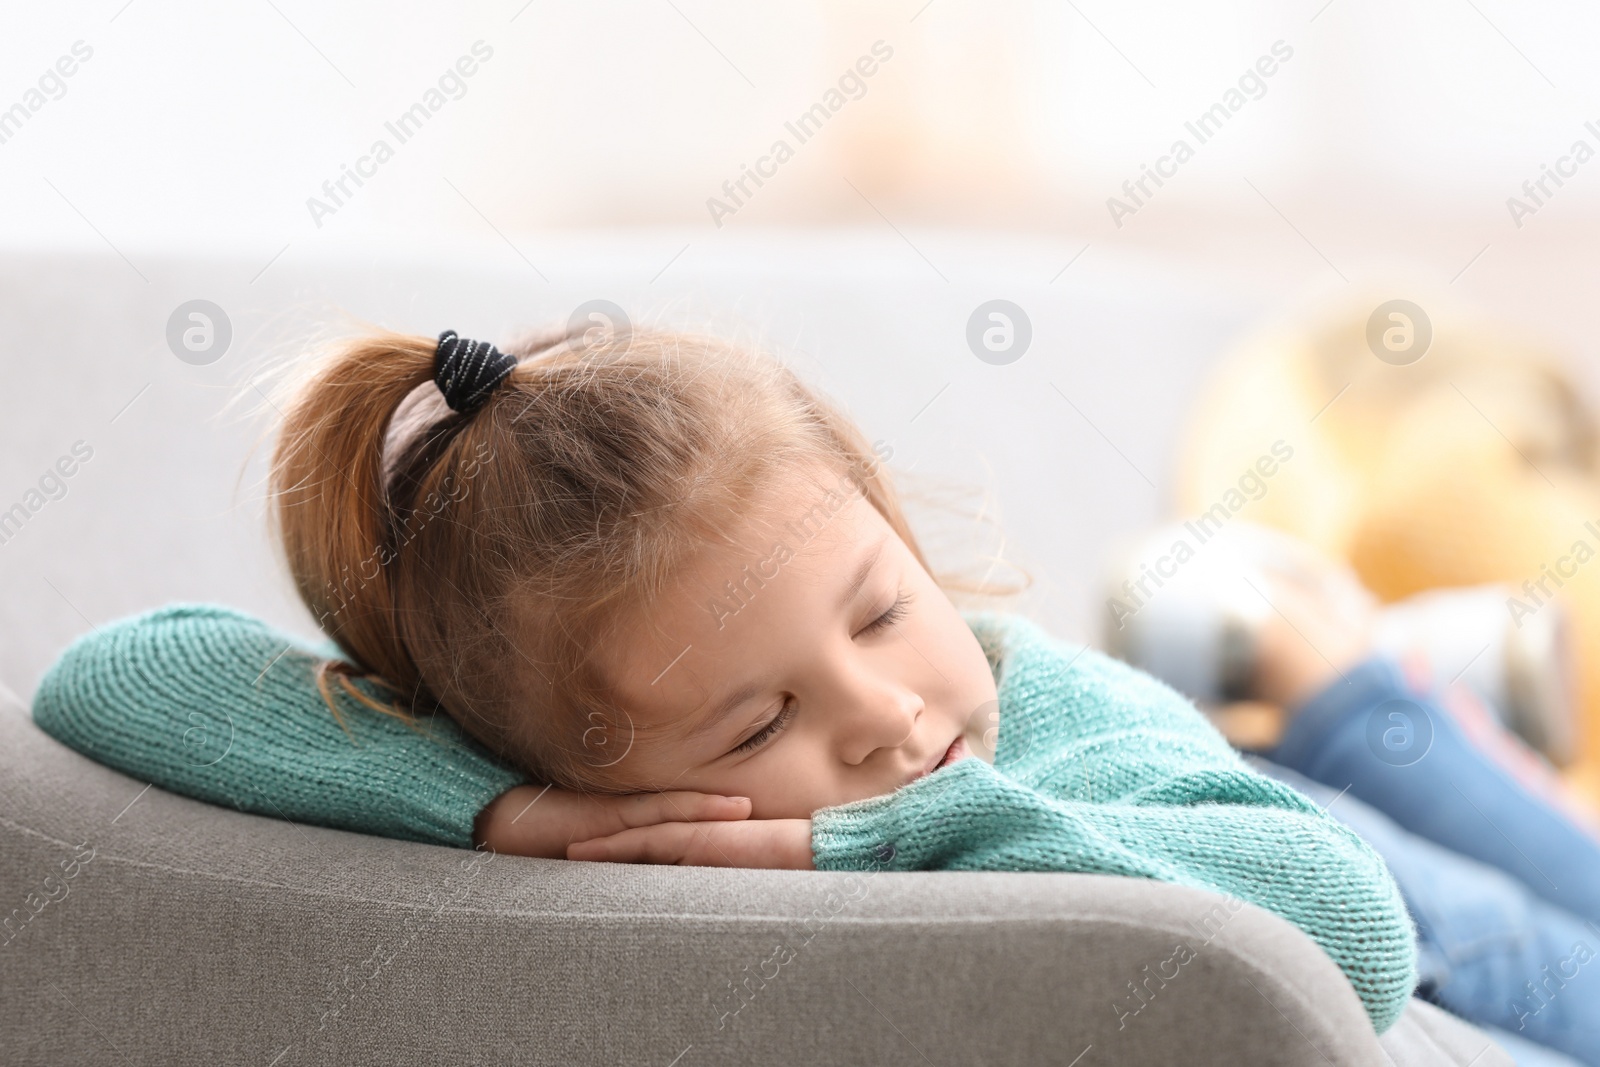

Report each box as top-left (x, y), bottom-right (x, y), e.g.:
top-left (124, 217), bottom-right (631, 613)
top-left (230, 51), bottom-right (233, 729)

top-left (31, 324), bottom-right (1417, 1035)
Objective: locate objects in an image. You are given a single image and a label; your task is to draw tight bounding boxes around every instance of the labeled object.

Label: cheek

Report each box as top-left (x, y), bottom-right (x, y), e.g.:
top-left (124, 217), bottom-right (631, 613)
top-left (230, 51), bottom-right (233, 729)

top-left (915, 588), bottom-right (985, 681)
top-left (723, 734), bottom-right (847, 819)
top-left (917, 598), bottom-right (994, 706)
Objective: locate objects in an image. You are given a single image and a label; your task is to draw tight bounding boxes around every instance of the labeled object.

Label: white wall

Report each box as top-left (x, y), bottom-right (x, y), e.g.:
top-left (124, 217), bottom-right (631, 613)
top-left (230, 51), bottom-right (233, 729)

top-left (7, 1), bottom-right (1600, 239)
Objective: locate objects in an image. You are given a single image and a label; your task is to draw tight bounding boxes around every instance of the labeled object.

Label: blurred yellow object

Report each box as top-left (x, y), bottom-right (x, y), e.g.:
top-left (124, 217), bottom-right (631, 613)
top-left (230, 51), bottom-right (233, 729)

top-left (1176, 288), bottom-right (1600, 808)
top-left (1209, 701), bottom-right (1289, 751)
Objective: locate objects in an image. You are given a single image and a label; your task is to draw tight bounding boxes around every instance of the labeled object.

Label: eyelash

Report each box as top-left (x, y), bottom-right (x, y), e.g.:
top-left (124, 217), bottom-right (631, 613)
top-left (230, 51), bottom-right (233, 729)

top-left (729, 589), bottom-right (915, 756)
top-left (860, 588), bottom-right (913, 636)
top-left (732, 698), bottom-right (796, 754)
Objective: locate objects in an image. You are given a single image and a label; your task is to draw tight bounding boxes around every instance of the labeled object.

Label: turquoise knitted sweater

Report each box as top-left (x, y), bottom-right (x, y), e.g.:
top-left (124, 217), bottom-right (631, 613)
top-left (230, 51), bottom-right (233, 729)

top-left (31, 603), bottom-right (1417, 1033)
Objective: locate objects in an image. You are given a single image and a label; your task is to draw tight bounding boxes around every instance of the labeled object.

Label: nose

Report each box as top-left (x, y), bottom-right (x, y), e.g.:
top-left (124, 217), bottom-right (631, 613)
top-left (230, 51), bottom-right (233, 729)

top-left (838, 677), bottom-right (924, 766)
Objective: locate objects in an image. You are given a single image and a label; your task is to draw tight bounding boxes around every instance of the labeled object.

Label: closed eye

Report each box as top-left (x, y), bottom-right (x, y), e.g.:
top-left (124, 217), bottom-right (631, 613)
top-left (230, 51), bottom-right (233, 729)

top-left (859, 589), bottom-right (913, 636)
top-left (730, 698), bottom-right (795, 755)
top-left (725, 589), bottom-right (914, 758)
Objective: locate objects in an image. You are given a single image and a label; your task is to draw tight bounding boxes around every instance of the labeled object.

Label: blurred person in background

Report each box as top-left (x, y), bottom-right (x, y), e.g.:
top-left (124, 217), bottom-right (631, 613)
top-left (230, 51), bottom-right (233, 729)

top-left (1105, 519), bottom-right (1600, 1066)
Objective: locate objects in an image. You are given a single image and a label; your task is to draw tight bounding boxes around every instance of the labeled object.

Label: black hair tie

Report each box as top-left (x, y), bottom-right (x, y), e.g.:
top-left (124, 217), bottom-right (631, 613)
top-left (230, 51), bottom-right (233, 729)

top-left (434, 330), bottom-right (517, 414)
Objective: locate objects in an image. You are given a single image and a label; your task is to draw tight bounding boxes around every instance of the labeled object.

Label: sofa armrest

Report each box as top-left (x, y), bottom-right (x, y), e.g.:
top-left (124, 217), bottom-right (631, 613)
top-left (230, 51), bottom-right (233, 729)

top-left (0, 693), bottom-right (1508, 1066)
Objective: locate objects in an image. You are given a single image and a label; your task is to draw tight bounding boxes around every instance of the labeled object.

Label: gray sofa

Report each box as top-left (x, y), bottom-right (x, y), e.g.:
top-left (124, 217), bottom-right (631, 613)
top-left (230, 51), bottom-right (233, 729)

top-left (1, 693), bottom-right (1507, 1065)
top-left (0, 236), bottom-right (1514, 1063)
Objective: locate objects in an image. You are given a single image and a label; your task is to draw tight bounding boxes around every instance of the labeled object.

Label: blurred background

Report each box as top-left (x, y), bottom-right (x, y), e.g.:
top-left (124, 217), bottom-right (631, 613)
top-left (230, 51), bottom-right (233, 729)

top-left (7, 0), bottom-right (1600, 783)
top-left (9, 0), bottom-right (1600, 329)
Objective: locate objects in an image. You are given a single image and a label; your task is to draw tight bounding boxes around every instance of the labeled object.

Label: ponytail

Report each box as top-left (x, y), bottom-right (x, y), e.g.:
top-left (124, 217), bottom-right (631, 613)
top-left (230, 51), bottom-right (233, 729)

top-left (269, 331), bottom-right (438, 710)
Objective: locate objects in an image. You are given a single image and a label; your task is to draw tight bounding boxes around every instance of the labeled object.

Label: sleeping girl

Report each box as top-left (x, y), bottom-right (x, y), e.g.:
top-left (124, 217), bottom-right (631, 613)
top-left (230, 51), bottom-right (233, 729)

top-left (31, 323), bottom-right (1418, 1035)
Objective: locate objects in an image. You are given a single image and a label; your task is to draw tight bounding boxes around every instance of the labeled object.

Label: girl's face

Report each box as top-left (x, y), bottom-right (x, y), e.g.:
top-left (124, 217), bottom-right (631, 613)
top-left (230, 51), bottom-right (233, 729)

top-left (592, 467), bottom-right (999, 820)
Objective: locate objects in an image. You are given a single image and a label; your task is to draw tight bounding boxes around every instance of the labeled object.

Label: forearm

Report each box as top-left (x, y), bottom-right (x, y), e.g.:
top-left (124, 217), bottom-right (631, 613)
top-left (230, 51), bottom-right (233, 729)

top-left (812, 759), bottom-right (1417, 1033)
top-left (474, 784), bottom-right (559, 856)
top-left (31, 603), bottom-right (528, 849)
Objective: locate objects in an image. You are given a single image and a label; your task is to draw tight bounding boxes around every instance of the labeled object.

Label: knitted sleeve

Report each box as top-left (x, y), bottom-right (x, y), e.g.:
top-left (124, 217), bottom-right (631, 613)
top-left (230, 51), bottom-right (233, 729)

top-left (811, 613), bottom-right (1418, 1035)
top-left (30, 603), bottom-right (530, 849)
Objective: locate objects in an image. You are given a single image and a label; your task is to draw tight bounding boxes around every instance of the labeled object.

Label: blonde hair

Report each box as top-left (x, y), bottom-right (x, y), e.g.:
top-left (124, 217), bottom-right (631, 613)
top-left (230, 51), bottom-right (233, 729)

top-left (267, 322), bottom-right (1027, 791)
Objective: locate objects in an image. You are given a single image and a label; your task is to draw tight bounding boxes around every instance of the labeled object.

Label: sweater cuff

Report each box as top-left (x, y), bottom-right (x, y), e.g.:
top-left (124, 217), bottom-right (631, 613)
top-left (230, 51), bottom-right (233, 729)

top-left (810, 757), bottom-right (994, 871)
top-left (374, 716), bottom-right (531, 849)
top-left (811, 790), bottom-right (905, 871)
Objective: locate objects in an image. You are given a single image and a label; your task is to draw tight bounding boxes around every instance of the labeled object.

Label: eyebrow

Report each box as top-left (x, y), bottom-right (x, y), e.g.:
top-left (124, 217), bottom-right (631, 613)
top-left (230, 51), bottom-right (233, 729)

top-left (682, 535), bottom-right (890, 744)
top-left (837, 535), bottom-right (888, 612)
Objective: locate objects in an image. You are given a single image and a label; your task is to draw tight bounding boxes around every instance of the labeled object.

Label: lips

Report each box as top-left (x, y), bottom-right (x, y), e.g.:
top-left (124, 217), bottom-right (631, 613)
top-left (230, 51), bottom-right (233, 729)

top-left (938, 735), bottom-right (969, 768)
top-left (908, 734), bottom-right (968, 787)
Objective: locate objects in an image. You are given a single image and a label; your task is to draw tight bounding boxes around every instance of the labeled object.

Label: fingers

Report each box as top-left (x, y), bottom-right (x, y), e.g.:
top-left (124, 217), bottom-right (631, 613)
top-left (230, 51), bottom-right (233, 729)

top-left (568, 822), bottom-right (709, 865)
top-left (609, 791), bottom-right (751, 831)
top-left (566, 818), bottom-right (814, 869)
top-left (474, 786), bottom-right (753, 861)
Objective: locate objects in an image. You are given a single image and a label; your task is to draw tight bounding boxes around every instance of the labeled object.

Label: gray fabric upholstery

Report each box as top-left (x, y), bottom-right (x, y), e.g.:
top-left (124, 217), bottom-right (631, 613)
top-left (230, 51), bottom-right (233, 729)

top-left (2, 689), bottom-right (1509, 1064)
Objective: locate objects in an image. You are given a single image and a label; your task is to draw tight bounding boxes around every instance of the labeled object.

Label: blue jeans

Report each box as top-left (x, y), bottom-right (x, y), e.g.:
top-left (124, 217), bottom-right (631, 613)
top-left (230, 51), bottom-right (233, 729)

top-left (1247, 655), bottom-right (1600, 1066)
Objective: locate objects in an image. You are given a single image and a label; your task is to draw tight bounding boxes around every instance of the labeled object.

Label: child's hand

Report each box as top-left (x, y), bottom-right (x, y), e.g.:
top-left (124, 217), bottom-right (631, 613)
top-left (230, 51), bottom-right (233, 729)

top-left (473, 783), bottom-right (757, 860)
top-left (566, 817), bottom-right (814, 869)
